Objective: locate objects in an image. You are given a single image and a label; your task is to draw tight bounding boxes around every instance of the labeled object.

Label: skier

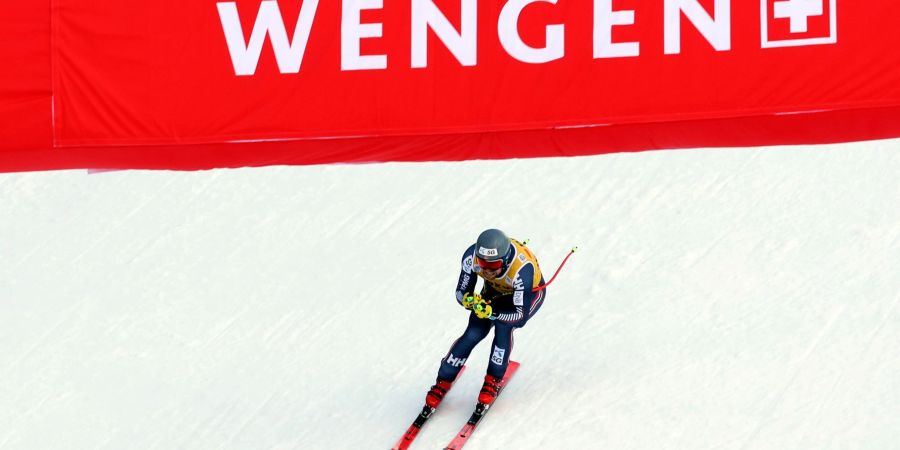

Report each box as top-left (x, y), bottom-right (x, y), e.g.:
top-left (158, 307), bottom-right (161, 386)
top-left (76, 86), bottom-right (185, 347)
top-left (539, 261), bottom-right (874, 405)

top-left (425, 228), bottom-right (545, 408)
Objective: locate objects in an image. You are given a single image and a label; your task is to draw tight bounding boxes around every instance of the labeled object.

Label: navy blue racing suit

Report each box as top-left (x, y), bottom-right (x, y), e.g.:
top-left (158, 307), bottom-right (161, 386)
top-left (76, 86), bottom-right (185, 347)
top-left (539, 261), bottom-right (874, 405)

top-left (437, 241), bottom-right (545, 381)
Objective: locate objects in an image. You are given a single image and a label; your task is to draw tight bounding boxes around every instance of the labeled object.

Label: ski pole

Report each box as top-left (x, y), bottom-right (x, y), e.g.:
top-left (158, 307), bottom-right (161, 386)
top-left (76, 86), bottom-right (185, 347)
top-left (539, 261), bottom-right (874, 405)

top-left (532, 246), bottom-right (578, 293)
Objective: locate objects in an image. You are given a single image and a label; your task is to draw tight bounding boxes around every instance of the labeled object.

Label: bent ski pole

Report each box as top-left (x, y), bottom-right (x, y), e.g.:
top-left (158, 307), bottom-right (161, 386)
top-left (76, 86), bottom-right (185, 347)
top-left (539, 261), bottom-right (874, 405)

top-left (532, 246), bottom-right (578, 293)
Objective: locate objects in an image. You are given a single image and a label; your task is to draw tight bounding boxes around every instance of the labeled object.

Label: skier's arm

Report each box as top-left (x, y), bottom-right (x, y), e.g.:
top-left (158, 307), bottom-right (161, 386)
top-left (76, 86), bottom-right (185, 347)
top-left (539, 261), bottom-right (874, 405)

top-left (493, 263), bottom-right (538, 324)
top-left (455, 249), bottom-right (478, 307)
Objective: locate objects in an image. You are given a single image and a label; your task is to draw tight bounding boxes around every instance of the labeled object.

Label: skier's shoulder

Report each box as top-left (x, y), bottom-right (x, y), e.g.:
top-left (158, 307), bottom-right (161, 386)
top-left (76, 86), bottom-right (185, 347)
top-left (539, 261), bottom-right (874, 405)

top-left (508, 245), bottom-right (534, 271)
top-left (460, 243), bottom-right (477, 271)
top-left (510, 239), bottom-right (539, 263)
top-left (510, 240), bottom-right (542, 280)
top-left (461, 243), bottom-right (478, 262)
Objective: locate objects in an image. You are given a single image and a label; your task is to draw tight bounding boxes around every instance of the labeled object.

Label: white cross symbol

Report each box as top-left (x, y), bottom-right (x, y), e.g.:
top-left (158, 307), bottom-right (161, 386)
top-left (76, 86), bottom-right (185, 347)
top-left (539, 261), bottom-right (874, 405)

top-left (773, 0), bottom-right (824, 33)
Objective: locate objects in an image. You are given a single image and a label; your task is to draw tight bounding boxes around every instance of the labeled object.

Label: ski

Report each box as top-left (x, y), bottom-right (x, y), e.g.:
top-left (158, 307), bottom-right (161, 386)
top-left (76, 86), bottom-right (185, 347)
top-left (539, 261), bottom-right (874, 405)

top-left (443, 361), bottom-right (520, 450)
top-left (391, 366), bottom-right (466, 450)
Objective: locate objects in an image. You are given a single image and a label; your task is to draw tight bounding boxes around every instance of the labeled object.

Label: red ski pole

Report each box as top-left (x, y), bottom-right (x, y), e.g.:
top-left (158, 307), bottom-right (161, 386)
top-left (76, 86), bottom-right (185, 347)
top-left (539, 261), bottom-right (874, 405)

top-left (533, 246), bottom-right (578, 293)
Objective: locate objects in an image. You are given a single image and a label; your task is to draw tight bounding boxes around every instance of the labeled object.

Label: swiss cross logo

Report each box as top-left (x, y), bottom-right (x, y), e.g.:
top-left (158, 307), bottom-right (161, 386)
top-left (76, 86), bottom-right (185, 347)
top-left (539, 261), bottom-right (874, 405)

top-left (762, 0), bottom-right (837, 47)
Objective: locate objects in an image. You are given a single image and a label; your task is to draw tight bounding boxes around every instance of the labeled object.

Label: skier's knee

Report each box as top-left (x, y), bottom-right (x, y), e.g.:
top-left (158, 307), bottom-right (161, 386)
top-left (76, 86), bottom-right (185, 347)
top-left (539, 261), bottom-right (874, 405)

top-left (462, 327), bottom-right (489, 343)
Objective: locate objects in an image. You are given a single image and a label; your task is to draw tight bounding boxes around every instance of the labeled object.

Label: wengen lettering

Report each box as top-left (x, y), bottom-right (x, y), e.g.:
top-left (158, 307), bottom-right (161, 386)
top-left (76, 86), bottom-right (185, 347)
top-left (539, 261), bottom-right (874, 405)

top-left (216, 0), bottom-right (732, 76)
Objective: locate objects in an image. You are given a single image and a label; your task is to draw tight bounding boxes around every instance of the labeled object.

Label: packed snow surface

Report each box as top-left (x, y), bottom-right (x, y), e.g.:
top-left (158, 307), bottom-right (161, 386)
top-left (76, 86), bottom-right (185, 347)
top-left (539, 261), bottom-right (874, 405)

top-left (1, 140), bottom-right (899, 449)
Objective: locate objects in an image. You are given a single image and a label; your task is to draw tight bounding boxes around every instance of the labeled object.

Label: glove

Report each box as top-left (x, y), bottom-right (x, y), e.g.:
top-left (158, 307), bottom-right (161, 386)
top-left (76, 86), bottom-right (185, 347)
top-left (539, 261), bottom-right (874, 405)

top-left (461, 293), bottom-right (494, 319)
top-left (461, 292), bottom-right (481, 310)
top-left (472, 301), bottom-right (494, 320)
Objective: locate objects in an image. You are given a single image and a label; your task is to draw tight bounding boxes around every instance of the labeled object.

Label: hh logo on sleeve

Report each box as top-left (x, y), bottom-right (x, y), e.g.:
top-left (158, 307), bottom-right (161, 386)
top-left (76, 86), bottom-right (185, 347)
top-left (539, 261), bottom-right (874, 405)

top-left (762, 0), bottom-right (837, 48)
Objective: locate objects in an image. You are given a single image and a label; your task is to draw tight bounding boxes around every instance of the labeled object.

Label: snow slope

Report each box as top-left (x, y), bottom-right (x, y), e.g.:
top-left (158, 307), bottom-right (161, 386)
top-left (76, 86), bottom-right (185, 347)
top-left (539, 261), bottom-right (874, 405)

top-left (1, 140), bottom-right (899, 450)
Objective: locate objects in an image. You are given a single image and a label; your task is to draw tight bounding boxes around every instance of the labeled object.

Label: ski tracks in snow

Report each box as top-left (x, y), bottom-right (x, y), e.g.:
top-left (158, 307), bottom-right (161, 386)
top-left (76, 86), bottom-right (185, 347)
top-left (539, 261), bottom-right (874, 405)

top-left (738, 304), bottom-right (848, 450)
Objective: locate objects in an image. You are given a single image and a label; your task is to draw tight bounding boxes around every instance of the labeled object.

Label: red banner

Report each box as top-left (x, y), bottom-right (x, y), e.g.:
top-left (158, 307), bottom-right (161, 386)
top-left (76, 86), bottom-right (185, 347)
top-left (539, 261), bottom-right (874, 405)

top-left (2, 0), bottom-right (899, 171)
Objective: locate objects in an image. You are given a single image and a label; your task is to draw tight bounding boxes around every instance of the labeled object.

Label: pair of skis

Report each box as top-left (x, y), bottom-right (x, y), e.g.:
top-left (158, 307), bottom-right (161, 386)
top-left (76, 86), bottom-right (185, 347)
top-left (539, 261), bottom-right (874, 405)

top-left (392, 361), bottom-right (520, 450)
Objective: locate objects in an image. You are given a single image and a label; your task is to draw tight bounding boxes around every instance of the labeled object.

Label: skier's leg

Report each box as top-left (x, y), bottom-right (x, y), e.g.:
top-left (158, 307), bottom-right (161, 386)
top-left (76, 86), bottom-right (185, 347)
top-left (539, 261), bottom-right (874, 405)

top-left (437, 313), bottom-right (492, 381)
top-left (426, 313), bottom-right (492, 407)
top-left (473, 321), bottom-right (515, 404)
top-left (486, 321), bottom-right (515, 379)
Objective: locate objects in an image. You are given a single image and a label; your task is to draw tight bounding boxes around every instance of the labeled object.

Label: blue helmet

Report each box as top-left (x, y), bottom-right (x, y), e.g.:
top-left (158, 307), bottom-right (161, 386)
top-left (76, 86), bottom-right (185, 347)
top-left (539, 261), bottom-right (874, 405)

top-left (475, 229), bottom-right (512, 266)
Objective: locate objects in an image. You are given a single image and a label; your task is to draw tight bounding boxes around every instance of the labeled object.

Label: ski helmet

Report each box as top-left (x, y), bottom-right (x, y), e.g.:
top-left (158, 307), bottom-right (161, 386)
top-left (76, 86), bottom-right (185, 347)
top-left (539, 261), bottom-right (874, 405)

top-left (475, 229), bottom-right (512, 267)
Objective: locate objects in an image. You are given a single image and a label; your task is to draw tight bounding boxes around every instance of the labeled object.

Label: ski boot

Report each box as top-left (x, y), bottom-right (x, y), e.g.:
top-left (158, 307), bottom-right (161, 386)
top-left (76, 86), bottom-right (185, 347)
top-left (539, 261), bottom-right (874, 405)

top-left (425, 378), bottom-right (454, 409)
top-left (478, 374), bottom-right (503, 405)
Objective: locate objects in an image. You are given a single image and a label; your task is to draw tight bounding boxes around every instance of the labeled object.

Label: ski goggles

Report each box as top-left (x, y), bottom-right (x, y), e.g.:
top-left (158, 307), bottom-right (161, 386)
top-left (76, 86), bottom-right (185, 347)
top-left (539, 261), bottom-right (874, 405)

top-left (476, 256), bottom-right (504, 270)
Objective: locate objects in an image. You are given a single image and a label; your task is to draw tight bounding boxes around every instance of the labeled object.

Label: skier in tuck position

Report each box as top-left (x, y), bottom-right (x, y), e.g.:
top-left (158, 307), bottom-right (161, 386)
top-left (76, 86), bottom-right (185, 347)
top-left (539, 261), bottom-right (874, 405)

top-left (425, 228), bottom-right (546, 408)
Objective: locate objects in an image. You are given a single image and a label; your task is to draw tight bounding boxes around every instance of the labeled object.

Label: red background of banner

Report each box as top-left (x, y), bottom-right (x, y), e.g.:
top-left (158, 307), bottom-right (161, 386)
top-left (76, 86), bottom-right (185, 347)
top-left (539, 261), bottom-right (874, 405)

top-left (2, 0), bottom-right (900, 172)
